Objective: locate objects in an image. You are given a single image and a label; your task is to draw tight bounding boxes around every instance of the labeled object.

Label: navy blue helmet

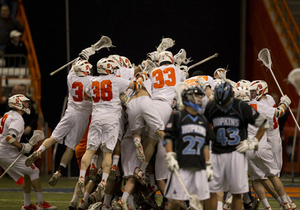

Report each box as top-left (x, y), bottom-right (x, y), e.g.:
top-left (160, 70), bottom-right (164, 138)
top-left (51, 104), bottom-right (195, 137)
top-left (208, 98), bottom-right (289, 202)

top-left (214, 81), bottom-right (234, 112)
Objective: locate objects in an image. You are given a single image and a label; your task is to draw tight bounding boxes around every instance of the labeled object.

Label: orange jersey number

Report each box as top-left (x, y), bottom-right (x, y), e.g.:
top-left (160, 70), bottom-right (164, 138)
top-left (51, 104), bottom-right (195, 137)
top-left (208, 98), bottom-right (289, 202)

top-left (92, 80), bottom-right (113, 102)
top-left (152, 67), bottom-right (176, 89)
top-left (72, 82), bottom-right (84, 102)
top-left (0, 114), bottom-right (8, 134)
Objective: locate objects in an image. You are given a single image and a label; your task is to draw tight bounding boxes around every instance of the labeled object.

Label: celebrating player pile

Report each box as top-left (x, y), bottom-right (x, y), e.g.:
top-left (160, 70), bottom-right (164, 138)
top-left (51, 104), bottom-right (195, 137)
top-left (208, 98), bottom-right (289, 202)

top-left (0, 36), bottom-right (295, 210)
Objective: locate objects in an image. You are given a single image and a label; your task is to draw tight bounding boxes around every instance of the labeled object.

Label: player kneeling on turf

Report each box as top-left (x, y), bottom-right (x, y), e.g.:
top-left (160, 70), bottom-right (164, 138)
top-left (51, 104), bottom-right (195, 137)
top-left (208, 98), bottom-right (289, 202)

top-left (164, 86), bottom-right (215, 210)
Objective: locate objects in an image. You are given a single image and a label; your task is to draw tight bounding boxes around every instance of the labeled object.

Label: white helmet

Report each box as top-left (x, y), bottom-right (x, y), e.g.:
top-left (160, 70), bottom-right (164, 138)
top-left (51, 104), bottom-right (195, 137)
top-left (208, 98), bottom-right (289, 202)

top-left (214, 68), bottom-right (227, 79)
top-left (120, 56), bottom-right (132, 68)
top-left (236, 79), bottom-right (251, 88)
top-left (73, 60), bottom-right (92, 76)
top-left (158, 51), bottom-right (174, 65)
top-left (8, 94), bottom-right (31, 114)
top-left (250, 80), bottom-right (268, 100)
top-left (234, 86), bottom-right (250, 102)
top-left (108, 55), bottom-right (123, 66)
top-left (97, 58), bottom-right (120, 75)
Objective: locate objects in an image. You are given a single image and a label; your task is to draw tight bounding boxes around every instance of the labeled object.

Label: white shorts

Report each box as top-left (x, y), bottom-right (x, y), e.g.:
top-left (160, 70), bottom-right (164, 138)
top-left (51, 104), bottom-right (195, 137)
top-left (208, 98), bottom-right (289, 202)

top-left (273, 150), bottom-right (283, 173)
top-left (150, 100), bottom-right (172, 140)
top-left (0, 156), bottom-right (39, 182)
top-left (209, 151), bottom-right (249, 194)
top-left (87, 118), bottom-right (119, 153)
top-left (246, 146), bottom-right (280, 180)
top-left (165, 168), bottom-right (210, 201)
top-left (127, 96), bottom-right (164, 135)
top-left (51, 110), bottom-right (90, 150)
top-left (121, 135), bottom-right (140, 178)
top-left (155, 140), bottom-right (170, 180)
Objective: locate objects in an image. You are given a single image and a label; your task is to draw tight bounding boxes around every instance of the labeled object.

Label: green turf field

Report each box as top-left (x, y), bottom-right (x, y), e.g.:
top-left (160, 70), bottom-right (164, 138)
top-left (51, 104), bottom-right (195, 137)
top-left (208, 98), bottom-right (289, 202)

top-left (0, 175), bottom-right (299, 209)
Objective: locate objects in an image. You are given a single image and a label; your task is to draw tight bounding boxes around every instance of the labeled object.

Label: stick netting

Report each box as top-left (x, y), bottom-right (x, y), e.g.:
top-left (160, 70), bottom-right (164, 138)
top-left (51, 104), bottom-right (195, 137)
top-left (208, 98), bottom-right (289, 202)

top-left (288, 68), bottom-right (300, 96)
top-left (258, 48), bottom-right (272, 69)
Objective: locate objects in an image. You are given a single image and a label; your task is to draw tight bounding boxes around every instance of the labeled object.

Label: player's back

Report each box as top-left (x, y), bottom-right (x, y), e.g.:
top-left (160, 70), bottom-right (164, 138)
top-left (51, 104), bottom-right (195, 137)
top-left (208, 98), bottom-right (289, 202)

top-left (86, 74), bottom-right (130, 120)
top-left (67, 69), bottom-right (93, 115)
top-left (0, 110), bottom-right (24, 158)
top-left (150, 64), bottom-right (185, 105)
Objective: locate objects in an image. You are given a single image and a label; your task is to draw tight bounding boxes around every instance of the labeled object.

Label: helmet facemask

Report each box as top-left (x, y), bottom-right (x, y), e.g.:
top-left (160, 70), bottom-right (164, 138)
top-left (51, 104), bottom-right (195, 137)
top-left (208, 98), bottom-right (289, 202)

top-left (8, 94), bottom-right (31, 114)
top-left (182, 87), bottom-right (205, 114)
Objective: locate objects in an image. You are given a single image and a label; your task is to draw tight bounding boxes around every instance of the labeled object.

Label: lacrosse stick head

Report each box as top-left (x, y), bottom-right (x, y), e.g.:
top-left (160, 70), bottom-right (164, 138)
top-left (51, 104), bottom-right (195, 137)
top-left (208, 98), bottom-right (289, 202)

top-left (174, 49), bottom-right (192, 66)
top-left (92, 36), bottom-right (115, 51)
top-left (213, 68), bottom-right (227, 80)
top-left (258, 48), bottom-right (272, 70)
top-left (189, 194), bottom-right (203, 210)
top-left (287, 68), bottom-right (300, 96)
top-left (143, 60), bottom-right (157, 74)
top-left (156, 37), bottom-right (175, 53)
top-left (29, 130), bottom-right (45, 146)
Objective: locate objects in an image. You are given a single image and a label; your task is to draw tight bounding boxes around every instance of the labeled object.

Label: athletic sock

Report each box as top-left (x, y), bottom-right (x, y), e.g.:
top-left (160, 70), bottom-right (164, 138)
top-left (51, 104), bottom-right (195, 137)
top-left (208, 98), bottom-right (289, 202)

top-left (102, 172), bottom-right (108, 181)
top-left (35, 192), bottom-right (44, 204)
top-left (122, 192), bottom-right (129, 202)
top-left (57, 163), bottom-right (66, 173)
top-left (70, 193), bottom-right (79, 203)
top-left (83, 192), bottom-right (90, 203)
top-left (261, 198), bottom-right (270, 208)
top-left (112, 155), bottom-right (120, 166)
top-left (217, 201), bottom-right (223, 210)
top-left (149, 174), bottom-right (155, 186)
top-left (24, 193), bottom-right (31, 206)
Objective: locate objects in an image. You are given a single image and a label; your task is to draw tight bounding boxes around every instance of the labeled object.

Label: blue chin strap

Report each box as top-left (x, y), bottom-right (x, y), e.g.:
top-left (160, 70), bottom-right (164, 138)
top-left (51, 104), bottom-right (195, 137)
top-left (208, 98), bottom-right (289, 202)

top-left (184, 101), bottom-right (204, 114)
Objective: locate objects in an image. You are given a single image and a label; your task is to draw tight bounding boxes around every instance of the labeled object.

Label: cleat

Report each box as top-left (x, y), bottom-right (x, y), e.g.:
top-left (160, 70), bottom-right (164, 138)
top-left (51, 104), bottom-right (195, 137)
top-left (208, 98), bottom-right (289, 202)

top-left (108, 165), bottom-right (117, 182)
top-left (264, 206), bottom-right (272, 210)
top-left (25, 151), bottom-right (41, 167)
top-left (68, 201), bottom-right (78, 210)
top-left (100, 204), bottom-right (113, 210)
top-left (96, 168), bottom-right (103, 183)
top-left (48, 170), bottom-right (62, 186)
top-left (77, 178), bottom-right (85, 198)
top-left (22, 203), bottom-right (37, 210)
top-left (291, 201), bottom-right (297, 210)
top-left (251, 197), bottom-right (260, 210)
top-left (283, 202), bottom-right (292, 210)
top-left (36, 201), bottom-right (57, 210)
top-left (78, 200), bottom-right (89, 210)
top-left (133, 167), bottom-right (146, 185)
top-left (116, 198), bottom-right (128, 210)
top-left (89, 164), bottom-right (98, 182)
top-left (88, 202), bottom-right (102, 210)
top-left (223, 201), bottom-right (231, 210)
top-left (134, 138), bottom-right (145, 162)
top-left (97, 179), bottom-right (107, 197)
top-left (89, 189), bottom-right (104, 204)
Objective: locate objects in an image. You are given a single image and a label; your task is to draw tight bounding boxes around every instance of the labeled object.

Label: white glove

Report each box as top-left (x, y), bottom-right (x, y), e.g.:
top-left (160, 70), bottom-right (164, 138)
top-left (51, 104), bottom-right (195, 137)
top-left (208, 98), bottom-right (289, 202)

top-left (79, 47), bottom-right (95, 60)
top-left (206, 162), bottom-right (213, 182)
top-left (165, 152), bottom-right (179, 172)
top-left (236, 137), bottom-right (259, 153)
top-left (147, 51), bottom-right (159, 61)
top-left (279, 95), bottom-right (291, 107)
top-left (195, 78), bottom-right (210, 90)
top-left (20, 143), bottom-right (32, 154)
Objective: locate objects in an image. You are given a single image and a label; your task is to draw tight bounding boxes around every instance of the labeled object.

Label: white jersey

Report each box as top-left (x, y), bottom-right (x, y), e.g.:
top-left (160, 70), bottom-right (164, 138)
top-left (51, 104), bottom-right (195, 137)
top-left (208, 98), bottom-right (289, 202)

top-left (67, 68), bottom-right (93, 115)
top-left (247, 100), bottom-right (275, 147)
top-left (260, 95), bottom-right (282, 152)
top-left (0, 111), bottom-right (24, 158)
top-left (85, 74), bottom-right (130, 120)
top-left (185, 75), bottom-right (216, 90)
top-left (185, 75), bottom-right (216, 109)
top-left (150, 64), bottom-right (186, 105)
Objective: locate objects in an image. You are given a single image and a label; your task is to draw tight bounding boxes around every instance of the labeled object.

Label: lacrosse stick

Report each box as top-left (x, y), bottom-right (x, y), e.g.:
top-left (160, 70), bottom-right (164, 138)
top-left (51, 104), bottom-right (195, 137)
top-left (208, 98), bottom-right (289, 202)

top-left (287, 68), bottom-right (300, 182)
top-left (188, 53), bottom-right (218, 71)
top-left (0, 130), bottom-right (45, 179)
top-left (174, 169), bottom-right (203, 210)
top-left (124, 90), bottom-right (135, 106)
top-left (174, 82), bottom-right (189, 110)
top-left (257, 48), bottom-right (300, 133)
top-left (156, 37), bottom-right (175, 53)
top-left (174, 49), bottom-right (192, 66)
top-left (50, 35), bottom-right (114, 76)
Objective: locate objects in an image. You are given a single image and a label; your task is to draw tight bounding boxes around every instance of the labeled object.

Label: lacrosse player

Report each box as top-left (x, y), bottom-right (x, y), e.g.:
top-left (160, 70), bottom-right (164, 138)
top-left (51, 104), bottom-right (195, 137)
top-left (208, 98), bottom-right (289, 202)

top-left (249, 80), bottom-right (296, 210)
top-left (132, 51), bottom-right (186, 194)
top-left (164, 85), bottom-right (215, 210)
top-left (75, 57), bottom-right (144, 203)
top-left (0, 94), bottom-right (57, 210)
top-left (25, 59), bottom-right (94, 188)
top-left (203, 81), bottom-right (269, 210)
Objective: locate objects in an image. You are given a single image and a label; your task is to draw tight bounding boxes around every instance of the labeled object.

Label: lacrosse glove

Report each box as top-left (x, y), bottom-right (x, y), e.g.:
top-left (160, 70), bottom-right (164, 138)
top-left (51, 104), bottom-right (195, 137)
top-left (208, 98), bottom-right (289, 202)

top-left (236, 137), bottom-right (259, 153)
top-left (79, 47), bottom-right (95, 60)
top-left (165, 152), bottom-right (179, 172)
top-left (206, 162), bottom-right (213, 182)
top-left (279, 95), bottom-right (291, 107)
top-left (20, 143), bottom-right (32, 154)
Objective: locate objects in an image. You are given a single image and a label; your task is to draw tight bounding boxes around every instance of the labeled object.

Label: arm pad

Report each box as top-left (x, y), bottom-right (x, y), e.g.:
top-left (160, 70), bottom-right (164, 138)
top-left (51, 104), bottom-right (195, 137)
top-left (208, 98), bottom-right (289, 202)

top-left (275, 106), bottom-right (285, 118)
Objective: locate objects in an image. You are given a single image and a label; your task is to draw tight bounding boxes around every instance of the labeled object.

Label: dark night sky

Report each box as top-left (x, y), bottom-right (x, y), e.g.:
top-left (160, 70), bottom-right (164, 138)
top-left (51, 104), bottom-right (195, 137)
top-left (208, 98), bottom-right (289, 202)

top-left (22, 0), bottom-right (242, 129)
